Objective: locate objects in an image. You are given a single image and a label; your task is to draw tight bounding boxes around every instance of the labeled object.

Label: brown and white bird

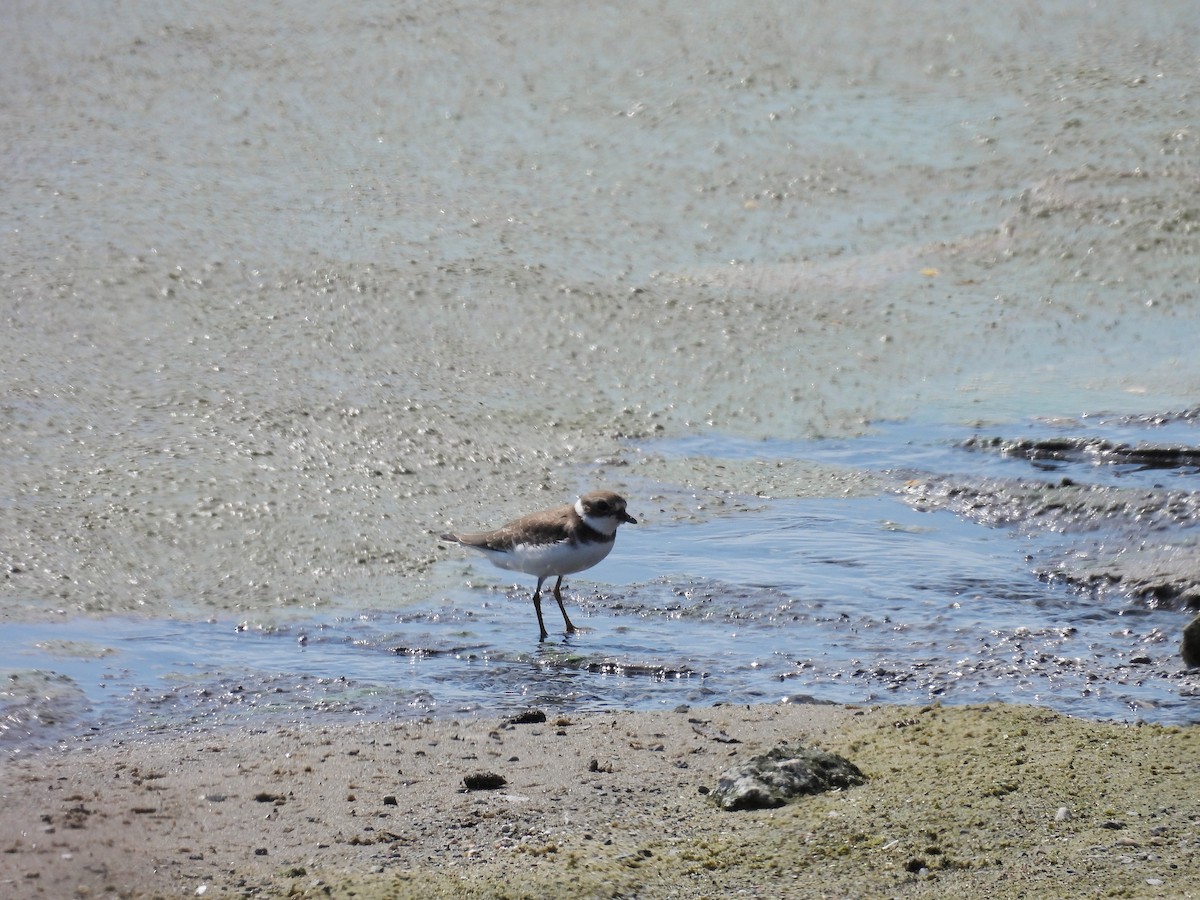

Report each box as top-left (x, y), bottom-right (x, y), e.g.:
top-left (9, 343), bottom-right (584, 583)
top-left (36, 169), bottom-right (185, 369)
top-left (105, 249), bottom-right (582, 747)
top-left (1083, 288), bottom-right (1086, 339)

top-left (440, 491), bottom-right (637, 640)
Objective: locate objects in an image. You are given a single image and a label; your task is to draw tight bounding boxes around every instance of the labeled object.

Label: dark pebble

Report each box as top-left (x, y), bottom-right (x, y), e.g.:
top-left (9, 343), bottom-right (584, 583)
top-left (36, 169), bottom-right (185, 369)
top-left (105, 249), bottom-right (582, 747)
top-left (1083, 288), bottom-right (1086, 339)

top-left (463, 772), bottom-right (507, 791)
top-left (1181, 614), bottom-right (1200, 668)
top-left (504, 709), bottom-right (547, 726)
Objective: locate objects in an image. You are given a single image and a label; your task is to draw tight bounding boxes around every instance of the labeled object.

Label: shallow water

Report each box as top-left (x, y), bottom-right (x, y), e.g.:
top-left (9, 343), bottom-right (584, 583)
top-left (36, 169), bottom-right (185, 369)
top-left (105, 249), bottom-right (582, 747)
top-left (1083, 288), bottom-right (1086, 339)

top-left (5, 420), bottom-right (1197, 754)
top-left (661, 415), bottom-right (1200, 489)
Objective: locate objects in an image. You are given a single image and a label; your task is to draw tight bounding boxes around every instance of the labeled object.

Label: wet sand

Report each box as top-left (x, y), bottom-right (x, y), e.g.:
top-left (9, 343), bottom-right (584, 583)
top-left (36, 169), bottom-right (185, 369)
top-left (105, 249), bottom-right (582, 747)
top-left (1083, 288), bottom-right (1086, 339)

top-left (3, 703), bottom-right (1197, 898)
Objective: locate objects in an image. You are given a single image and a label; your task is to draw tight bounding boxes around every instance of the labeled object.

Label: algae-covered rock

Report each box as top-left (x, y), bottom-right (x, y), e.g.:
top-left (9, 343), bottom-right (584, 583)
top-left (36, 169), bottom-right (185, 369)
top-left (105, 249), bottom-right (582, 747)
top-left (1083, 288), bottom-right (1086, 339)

top-left (712, 745), bottom-right (865, 811)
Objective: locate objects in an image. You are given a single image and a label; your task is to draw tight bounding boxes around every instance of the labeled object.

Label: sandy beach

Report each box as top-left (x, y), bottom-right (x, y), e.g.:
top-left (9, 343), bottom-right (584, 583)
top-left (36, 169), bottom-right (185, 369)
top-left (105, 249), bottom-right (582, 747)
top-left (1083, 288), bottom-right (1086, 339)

top-left (3, 703), bottom-right (1197, 898)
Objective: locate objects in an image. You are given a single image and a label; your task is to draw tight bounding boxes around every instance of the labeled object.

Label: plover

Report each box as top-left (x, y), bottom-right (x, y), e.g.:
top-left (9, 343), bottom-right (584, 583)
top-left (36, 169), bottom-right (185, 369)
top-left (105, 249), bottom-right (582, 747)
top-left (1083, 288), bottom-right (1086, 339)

top-left (440, 491), bottom-right (637, 640)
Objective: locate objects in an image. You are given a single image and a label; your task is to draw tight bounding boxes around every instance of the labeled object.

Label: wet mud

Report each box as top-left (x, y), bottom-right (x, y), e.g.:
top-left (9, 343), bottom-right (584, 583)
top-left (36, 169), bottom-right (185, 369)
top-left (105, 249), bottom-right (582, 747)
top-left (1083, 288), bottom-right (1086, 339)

top-left (965, 433), bottom-right (1200, 473)
top-left (904, 412), bottom-right (1200, 647)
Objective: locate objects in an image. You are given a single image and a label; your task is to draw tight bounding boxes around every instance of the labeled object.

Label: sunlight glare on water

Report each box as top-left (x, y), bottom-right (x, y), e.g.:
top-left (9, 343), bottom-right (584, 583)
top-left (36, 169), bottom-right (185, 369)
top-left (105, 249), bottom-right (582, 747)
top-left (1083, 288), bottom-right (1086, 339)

top-left (3, 492), bottom-right (1193, 756)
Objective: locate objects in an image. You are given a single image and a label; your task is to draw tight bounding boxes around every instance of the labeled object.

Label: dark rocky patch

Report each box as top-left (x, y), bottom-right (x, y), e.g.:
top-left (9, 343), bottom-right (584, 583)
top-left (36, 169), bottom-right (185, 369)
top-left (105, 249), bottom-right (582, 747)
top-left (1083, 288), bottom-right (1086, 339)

top-left (1182, 615), bottom-right (1200, 668)
top-left (712, 745), bottom-right (865, 811)
top-left (963, 435), bottom-right (1200, 471)
top-left (462, 772), bottom-right (507, 791)
top-left (503, 709), bottom-right (547, 726)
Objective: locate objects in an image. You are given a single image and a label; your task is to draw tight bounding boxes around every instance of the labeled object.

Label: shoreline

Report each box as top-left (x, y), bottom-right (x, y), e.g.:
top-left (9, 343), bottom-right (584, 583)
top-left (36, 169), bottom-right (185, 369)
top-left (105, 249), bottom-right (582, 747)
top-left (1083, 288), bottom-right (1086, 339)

top-left (3, 701), bottom-right (1196, 898)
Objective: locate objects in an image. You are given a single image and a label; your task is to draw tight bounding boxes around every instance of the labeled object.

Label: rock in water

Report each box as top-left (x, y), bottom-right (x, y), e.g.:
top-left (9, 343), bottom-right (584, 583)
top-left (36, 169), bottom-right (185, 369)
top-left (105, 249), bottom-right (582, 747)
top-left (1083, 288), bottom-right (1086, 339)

top-left (712, 745), bottom-right (865, 811)
top-left (1182, 614), bottom-right (1200, 668)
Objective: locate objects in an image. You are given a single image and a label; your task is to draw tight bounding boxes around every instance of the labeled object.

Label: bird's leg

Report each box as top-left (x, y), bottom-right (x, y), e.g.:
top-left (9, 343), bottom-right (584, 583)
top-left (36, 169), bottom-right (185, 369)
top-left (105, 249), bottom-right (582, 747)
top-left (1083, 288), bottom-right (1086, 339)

top-left (553, 575), bottom-right (578, 633)
top-left (532, 577), bottom-right (549, 641)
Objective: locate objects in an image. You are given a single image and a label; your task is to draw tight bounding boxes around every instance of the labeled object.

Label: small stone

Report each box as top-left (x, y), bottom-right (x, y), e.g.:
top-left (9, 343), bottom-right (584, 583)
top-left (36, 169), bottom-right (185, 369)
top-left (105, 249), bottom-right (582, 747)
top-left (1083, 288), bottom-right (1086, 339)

top-left (383, 795), bottom-right (397, 806)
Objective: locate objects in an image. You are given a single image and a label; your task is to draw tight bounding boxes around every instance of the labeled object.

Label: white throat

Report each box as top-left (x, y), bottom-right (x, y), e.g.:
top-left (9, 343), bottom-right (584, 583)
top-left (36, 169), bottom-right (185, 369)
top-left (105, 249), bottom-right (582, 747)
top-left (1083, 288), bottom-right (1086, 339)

top-left (576, 498), bottom-right (619, 536)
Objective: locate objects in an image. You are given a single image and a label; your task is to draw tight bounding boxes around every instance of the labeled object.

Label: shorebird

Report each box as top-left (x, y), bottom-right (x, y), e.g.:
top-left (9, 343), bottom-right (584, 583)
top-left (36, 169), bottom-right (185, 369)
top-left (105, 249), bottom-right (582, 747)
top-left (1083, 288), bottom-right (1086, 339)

top-left (440, 491), bottom-right (637, 640)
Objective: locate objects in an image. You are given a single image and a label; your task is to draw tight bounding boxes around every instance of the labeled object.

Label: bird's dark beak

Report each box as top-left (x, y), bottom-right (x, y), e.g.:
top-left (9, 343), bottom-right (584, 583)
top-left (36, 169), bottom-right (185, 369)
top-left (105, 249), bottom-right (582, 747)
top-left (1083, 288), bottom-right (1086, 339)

top-left (621, 511), bottom-right (637, 525)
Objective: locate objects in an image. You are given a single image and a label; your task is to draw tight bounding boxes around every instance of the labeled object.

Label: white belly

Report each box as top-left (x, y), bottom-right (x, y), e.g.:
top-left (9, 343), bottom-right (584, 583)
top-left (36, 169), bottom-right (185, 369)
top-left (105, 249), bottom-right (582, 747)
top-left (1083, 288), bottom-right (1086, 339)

top-left (482, 538), bottom-right (614, 579)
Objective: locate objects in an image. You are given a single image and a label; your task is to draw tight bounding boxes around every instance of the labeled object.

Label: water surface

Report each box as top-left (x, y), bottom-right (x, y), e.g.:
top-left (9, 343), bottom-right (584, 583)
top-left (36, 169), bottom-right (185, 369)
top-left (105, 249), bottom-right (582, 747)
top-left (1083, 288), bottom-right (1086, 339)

top-left (6, 420), bottom-right (1196, 755)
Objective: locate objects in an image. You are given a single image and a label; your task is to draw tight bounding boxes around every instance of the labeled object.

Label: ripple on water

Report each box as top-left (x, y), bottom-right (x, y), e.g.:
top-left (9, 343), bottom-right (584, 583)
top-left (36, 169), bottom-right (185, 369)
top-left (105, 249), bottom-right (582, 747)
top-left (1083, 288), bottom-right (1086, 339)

top-left (5, 421), bottom-right (1199, 752)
